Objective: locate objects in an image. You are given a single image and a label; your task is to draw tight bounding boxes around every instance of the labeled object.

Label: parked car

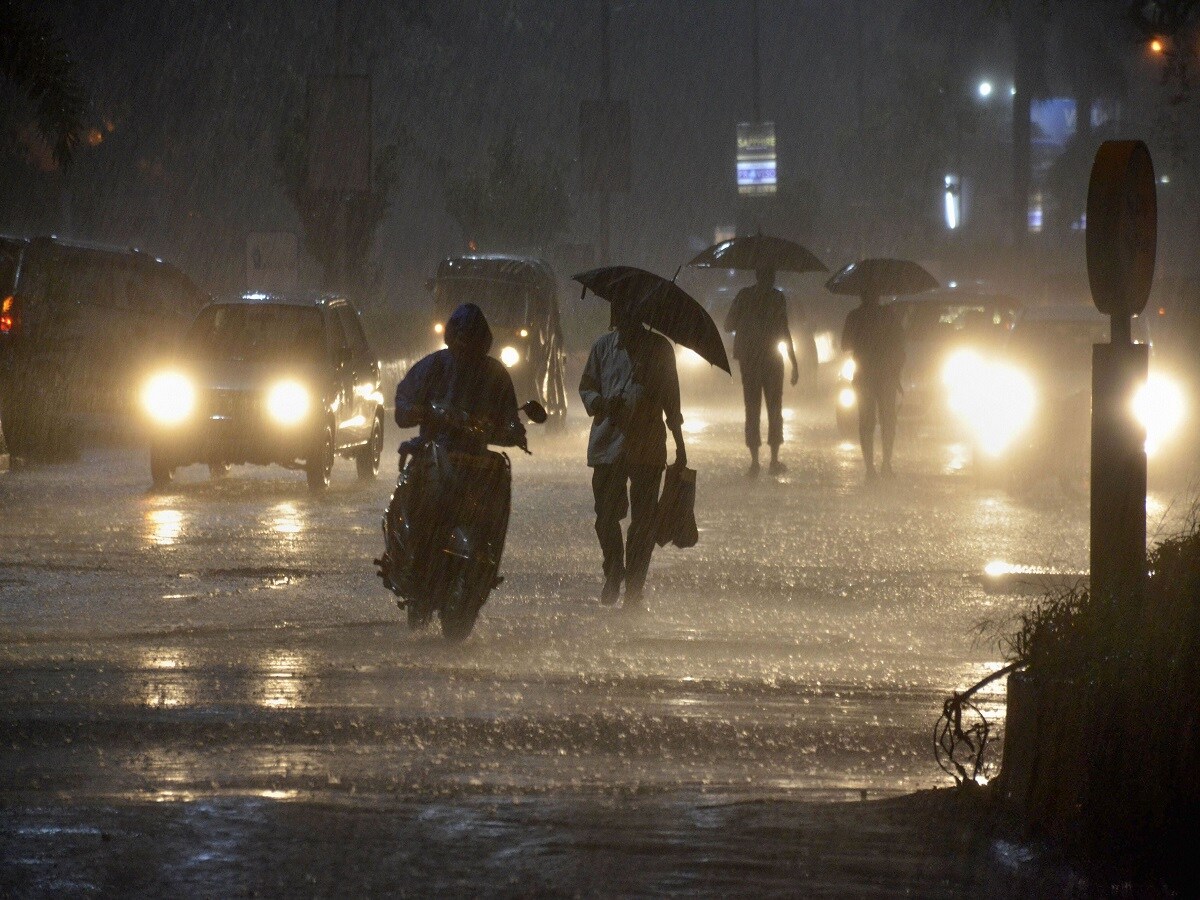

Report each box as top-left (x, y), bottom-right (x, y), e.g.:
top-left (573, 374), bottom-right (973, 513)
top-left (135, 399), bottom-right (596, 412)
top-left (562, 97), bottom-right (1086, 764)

top-left (0, 235), bottom-right (208, 458)
top-left (141, 294), bottom-right (385, 491)
top-left (949, 305), bottom-right (1185, 490)
top-left (428, 255), bottom-right (569, 429)
top-left (835, 288), bottom-right (1022, 437)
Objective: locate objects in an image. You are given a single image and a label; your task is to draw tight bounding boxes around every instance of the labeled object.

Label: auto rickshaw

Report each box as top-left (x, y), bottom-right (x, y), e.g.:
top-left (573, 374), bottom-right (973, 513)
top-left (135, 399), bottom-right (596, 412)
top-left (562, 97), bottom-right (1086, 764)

top-left (428, 255), bottom-right (569, 428)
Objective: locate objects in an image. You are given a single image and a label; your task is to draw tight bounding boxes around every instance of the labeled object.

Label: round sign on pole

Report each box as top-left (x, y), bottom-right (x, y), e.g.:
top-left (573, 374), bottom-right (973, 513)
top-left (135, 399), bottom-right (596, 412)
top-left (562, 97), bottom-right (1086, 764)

top-left (1086, 140), bottom-right (1157, 318)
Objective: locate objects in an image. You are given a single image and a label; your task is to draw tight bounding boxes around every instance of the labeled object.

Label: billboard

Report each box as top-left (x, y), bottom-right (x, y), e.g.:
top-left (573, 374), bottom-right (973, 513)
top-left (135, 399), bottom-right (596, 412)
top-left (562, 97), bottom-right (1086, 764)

top-left (306, 75), bottom-right (372, 193)
top-left (736, 121), bottom-right (776, 196)
top-left (245, 231), bottom-right (299, 293)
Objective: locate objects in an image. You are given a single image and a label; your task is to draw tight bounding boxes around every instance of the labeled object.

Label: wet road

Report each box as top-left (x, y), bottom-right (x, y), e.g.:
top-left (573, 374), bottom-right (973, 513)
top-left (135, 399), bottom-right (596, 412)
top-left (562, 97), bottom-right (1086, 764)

top-left (1, 402), bottom-right (1193, 895)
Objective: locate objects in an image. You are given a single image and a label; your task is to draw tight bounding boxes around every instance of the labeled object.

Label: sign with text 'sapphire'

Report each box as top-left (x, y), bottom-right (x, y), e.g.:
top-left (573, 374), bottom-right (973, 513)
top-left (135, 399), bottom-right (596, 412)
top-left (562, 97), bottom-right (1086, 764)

top-left (1086, 140), bottom-right (1156, 318)
top-left (736, 121), bottom-right (777, 196)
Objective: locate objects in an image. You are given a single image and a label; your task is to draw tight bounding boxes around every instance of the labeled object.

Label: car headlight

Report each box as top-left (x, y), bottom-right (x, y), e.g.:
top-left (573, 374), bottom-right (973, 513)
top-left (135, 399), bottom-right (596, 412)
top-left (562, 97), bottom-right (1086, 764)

top-left (838, 386), bottom-right (857, 409)
top-left (839, 357), bottom-right (857, 382)
top-left (499, 345), bottom-right (521, 368)
top-left (142, 371), bottom-right (195, 425)
top-left (945, 352), bottom-right (1037, 457)
top-left (1134, 373), bottom-right (1185, 457)
top-left (267, 380), bottom-right (310, 425)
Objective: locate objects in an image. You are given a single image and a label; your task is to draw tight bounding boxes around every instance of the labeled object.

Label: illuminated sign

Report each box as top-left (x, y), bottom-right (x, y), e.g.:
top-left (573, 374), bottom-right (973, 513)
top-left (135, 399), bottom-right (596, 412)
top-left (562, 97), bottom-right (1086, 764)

top-left (736, 121), bottom-right (776, 196)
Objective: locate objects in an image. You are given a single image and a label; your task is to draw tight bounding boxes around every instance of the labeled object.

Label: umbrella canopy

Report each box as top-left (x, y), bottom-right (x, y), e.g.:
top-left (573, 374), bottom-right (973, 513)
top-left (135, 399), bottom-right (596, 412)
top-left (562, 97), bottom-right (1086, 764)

top-left (574, 266), bottom-right (731, 374)
top-left (686, 234), bottom-right (827, 275)
top-left (825, 258), bottom-right (939, 298)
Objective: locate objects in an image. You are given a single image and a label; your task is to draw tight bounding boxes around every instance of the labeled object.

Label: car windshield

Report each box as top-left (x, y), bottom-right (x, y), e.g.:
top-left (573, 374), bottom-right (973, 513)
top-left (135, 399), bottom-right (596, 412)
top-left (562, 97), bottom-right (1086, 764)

top-left (903, 303), bottom-right (1015, 343)
top-left (435, 278), bottom-right (532, 329)
top-left (1010, 318), bottom-right (1109, 370)
top-left (0, 241), bottom-right (20, 294)
top-left (186, 304), bottom-right (325, 361)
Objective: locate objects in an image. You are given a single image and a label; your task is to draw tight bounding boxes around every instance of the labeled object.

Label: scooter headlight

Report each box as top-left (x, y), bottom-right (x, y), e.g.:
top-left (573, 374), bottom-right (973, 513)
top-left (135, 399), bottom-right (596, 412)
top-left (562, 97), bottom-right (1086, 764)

top-left (499, 345), bottom-right (521, 368)
top-left (267, 380), bottom-right (310, 425)
top-left (142, 371), bottom-right (195, 425)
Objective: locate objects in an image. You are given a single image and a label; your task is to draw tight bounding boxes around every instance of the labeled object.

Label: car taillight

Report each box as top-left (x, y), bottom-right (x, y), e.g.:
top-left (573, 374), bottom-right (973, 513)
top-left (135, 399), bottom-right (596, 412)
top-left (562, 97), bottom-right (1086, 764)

top-left (0, 295), bottom-right (15, 334)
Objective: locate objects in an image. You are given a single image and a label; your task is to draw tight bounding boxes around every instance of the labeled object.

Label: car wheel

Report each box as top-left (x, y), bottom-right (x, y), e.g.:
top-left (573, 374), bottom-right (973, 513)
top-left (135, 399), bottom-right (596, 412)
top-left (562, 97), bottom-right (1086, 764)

top-left (356, 415), bottom-right (383, 480)
top-left (150, 446), bottom-right (174, 491)
top-left (306, 425), bottom-right (335, 491)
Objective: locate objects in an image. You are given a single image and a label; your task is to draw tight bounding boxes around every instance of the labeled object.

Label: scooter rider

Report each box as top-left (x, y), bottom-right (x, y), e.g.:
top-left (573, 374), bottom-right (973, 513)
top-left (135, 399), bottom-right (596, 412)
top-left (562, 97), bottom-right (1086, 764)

top-left (394, 302), bottom-right (526, 451)
top-left (390, 303), bottom-right (526, 589)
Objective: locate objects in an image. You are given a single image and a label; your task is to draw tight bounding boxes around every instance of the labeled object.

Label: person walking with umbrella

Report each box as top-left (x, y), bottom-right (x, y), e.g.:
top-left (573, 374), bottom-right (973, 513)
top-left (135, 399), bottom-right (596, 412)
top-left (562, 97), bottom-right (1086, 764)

top-left (687, 235), bottom-right (826, 477)
top-left (828, 259), bottom-right (938, 481)
top-left (724, 266), bottom-right (799, 476)
top-left (579, 300), bottom-right (685, 609)
top-left (574, 266), bottom-right (729, 610)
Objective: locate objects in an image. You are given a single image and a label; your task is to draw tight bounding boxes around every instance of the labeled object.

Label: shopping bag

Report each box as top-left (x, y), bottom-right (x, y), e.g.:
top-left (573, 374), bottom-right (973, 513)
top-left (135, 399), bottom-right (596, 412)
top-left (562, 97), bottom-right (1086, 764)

top-left (655, 464), bottom-right (698, 548)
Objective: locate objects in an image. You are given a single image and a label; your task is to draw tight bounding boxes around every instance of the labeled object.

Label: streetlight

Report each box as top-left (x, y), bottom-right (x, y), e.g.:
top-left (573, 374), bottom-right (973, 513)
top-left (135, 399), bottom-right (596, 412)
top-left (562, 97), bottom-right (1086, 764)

top-left (977, 80), bottom-right (993, 99)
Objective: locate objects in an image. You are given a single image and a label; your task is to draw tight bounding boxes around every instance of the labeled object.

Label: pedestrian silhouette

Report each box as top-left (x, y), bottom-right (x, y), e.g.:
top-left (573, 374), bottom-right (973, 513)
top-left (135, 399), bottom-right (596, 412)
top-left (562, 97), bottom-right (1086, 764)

top-left (841, 291), bottom-right (905, 480)
top-left (724, 267), bottom-right (799, 476)
top-left (579, 299), bottom-right (686, 610)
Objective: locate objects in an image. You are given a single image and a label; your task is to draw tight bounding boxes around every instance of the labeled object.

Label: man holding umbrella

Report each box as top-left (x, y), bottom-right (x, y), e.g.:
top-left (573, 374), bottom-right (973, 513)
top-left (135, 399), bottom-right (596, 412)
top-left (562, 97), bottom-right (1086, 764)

top-left (724, 266), bottom-right (800, 476)
top-left (827, 258), bottom-right (938, 481)
top-left (687, 234), bottom-right (827, 478)
top-left (575, 265), bottom-right (729, 610)
top-left (579, 299), bottom-right (686, 609)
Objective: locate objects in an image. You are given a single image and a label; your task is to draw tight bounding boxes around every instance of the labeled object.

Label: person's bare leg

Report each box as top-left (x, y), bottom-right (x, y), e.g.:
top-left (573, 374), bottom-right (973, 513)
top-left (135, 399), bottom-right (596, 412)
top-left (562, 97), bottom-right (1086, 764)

top-left (858, 388), bottom-right (877, 480)
top-left (880, 389), bottom-right (897, 478)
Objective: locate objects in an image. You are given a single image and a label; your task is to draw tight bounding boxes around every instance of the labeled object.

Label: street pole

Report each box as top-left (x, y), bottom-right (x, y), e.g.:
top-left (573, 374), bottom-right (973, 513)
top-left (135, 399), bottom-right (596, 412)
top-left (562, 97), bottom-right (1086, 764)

top-left (1086, 141), bottom-right (1157, 605)
top-left (598, 0), bottom-right (611, 266)
top-left (751, 0), bottom-right (761, 123)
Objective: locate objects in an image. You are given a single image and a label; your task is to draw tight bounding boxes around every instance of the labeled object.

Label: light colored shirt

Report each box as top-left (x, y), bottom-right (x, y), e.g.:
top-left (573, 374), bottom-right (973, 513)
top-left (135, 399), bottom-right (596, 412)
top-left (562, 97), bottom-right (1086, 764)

top-left (579, 328), bottom-right (682, 467)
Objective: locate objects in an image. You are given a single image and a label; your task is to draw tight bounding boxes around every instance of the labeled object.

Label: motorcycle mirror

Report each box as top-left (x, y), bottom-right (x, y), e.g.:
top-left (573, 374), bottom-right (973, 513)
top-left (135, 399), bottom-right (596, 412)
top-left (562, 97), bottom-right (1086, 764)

top-left (521, 400), bottom-right (548, 424)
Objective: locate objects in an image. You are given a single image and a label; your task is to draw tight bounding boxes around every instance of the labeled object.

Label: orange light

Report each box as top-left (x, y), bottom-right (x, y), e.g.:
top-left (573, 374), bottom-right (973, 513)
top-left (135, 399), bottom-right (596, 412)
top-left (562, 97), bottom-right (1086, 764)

top-left (1158, 306), bottom-right (1167, 316)
top-left (0, 315), bottom-right (12, 334)
top-left (433, 322), bottom-right (444, 335)
top-left (1150, 38), bottom-right (1165, 54)
top-left (1, 295), bottom-right (12, 313)
top-left (86, 128), bottom-right (104, 147)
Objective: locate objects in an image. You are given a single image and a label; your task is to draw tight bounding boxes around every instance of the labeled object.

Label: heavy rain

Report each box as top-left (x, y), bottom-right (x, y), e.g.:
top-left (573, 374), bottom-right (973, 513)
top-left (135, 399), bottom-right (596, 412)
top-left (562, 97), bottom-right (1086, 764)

top-left (2, 1), bottom-right (1200, 895)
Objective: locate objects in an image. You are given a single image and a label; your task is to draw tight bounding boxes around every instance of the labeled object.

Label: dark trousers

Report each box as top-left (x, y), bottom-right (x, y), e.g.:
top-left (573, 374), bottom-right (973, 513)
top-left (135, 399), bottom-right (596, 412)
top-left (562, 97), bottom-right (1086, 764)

top-left (592, 462), bottom-right (663, 593)
top-left (740, 359), bottom-right (784, 449)
top-left (857, 383), bottom-right (897, 469)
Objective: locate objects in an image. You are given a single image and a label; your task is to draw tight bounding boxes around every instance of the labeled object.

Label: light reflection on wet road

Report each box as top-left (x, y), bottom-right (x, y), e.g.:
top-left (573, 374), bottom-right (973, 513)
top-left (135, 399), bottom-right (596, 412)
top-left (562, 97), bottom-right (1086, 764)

top-left (0, 403), bottom-right (1193, 892)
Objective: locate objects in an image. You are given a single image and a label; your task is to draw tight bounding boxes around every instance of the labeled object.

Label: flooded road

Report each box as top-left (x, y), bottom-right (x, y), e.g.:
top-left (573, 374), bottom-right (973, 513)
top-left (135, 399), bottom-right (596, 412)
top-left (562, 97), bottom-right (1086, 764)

top-left (1, 403), bottom-right (1192, 894)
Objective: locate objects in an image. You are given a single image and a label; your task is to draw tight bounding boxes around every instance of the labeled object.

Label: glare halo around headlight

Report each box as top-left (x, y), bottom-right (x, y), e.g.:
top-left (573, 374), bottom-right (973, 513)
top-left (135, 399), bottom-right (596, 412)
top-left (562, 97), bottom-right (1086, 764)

top-left (1134, 373), bottom-right (1185, 457)
top-left (267, 381), bottom-right (310, 424)
top-left (945, 351), bottom-right (1037, 457)
top-left (499, 345), bottom-right (520, 368)
top-left (142, 372), bottom-right (195, 425)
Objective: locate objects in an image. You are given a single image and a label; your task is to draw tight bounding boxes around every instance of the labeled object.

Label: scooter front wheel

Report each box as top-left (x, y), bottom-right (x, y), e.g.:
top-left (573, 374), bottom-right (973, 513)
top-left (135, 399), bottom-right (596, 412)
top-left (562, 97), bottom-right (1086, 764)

top-left (439, 561), bottom-right (490, 642)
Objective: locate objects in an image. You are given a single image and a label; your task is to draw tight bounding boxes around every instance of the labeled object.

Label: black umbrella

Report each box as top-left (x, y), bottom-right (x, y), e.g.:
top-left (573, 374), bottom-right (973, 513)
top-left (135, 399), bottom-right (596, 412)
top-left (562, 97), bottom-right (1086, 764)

top-left (825, 258), bottom-right (939, 298)
top-left (574, 266), bottom-right (731, 374)
top-left (686, 234), bottom-right (827, 274)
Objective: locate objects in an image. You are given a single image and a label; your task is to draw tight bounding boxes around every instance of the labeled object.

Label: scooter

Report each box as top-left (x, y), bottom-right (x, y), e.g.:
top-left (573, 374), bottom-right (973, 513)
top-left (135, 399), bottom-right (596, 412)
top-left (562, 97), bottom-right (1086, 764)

top-left (375, 400), bottom-right (547, 641)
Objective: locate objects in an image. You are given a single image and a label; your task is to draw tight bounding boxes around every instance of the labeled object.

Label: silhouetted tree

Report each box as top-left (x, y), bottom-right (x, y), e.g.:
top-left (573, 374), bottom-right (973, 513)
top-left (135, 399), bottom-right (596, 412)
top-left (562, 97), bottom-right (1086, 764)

top-left (441, 133), bottom-right (571, 253)
top-left (0, 0), bottom-right (87, 168)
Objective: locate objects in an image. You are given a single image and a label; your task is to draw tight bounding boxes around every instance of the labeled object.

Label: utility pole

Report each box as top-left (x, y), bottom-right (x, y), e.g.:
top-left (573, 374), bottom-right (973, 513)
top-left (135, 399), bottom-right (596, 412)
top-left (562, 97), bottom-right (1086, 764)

top-left (751, 0), bottom-right (761, 123)
top-left (598, 0), bottom-right (611, 265)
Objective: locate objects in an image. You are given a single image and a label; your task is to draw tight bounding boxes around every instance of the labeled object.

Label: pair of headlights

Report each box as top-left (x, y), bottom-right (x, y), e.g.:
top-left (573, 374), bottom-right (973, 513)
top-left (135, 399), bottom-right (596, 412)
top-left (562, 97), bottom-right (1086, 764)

top-left (942, 349), bottom-right (1186, 459)
top-left (141, 372), bottom-right (311, 426)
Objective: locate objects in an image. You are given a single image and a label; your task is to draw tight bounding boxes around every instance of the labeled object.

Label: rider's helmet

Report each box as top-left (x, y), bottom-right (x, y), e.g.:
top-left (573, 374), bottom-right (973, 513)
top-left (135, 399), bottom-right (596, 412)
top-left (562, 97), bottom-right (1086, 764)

top-left (444, 303), bottom-right (493, 358)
